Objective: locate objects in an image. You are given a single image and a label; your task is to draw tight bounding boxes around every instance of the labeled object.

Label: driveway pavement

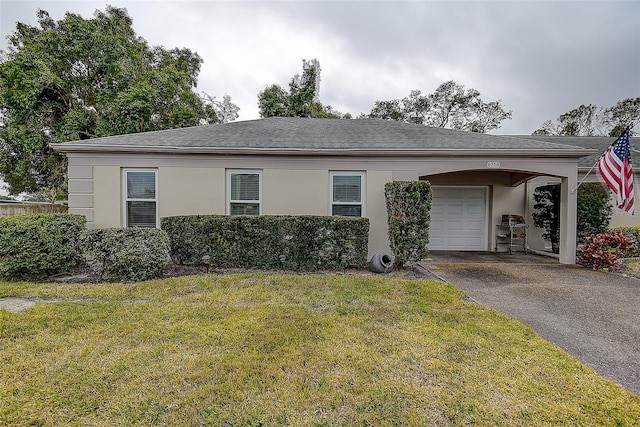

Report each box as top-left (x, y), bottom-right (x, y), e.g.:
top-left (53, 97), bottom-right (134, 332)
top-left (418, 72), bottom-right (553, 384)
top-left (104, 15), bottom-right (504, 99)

top-left (421, 251), bottom-right (640, 396)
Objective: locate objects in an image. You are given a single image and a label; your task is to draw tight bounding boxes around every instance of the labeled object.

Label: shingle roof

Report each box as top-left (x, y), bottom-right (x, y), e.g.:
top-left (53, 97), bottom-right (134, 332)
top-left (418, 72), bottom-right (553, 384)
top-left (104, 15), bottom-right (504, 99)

top-left (519, 134), bottom-right (640, 167)
top-left (56, 117), bottom-right (589, 152)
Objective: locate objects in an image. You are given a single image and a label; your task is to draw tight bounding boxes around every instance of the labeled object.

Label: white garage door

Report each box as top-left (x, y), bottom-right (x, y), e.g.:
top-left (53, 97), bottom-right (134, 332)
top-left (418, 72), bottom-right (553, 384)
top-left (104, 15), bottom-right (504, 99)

top-left (429, 186), bottom-right (488, 251)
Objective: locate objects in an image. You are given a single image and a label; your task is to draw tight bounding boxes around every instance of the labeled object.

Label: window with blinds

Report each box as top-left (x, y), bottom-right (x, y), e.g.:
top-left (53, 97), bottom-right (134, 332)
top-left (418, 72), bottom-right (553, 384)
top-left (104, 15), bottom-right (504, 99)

top-left (330, 172), bottom-right (365, 217)
top-left (227, 170), bottom-right (261, 215)
top-left (124, 170), bottom-right (158, 227)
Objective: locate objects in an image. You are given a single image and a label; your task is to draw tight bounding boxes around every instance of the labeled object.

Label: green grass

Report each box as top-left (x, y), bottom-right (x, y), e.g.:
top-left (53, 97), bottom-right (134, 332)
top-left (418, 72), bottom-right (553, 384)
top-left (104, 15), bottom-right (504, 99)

top-left (620, 258), bottom-right (640, 278)
top-left (1, 273), bottom-right (638, 426)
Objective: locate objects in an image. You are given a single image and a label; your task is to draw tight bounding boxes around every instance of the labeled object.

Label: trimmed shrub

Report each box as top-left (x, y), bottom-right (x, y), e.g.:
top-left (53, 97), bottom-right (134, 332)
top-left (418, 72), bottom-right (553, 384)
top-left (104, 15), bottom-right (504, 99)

top-left (0, 214), bottom-right (85, 281)
top-left (577, 183), bottom-right (612, 243)
top-left (80, 228), bottom-right (170, 282)
top-left (577, 231), bottom-right (635, 271)
top-left (161, 215), bottom-right (369, 271)
top-left (384, 180), bottom-right (432, 268)
top-left (160, 215), bottom-right (214, 265)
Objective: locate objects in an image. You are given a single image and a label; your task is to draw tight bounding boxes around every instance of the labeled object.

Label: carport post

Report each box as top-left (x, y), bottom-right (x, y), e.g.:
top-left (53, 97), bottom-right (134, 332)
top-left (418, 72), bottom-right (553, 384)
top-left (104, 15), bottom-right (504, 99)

top-left (559, 176), bottom-right (577, 264)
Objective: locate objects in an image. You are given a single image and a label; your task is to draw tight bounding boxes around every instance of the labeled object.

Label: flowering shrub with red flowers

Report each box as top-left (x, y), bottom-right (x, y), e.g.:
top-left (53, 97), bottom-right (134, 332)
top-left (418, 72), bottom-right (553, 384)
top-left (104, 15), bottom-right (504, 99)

top-left (608, 226), bottom-right (640, 257)
top-left (577, 231), bottom-right (635, 271)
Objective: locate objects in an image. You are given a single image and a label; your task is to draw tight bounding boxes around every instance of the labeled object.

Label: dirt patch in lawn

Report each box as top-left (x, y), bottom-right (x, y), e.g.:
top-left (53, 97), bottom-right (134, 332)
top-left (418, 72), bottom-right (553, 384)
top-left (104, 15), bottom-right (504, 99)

top-left (0, 297), bottom-right (38, 313)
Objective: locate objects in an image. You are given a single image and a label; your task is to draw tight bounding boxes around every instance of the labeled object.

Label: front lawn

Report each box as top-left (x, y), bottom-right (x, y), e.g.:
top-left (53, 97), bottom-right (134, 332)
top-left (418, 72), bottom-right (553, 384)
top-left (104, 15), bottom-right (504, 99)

top-left (1, 274), bottom-right (638, 426)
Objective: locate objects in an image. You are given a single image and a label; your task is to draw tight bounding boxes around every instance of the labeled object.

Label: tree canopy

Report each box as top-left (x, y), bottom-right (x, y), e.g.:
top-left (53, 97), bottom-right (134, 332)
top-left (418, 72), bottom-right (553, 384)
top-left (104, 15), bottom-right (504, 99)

top-left (369, 81), bottom-right (512, 133)
top-left (0, 6), bottom-right (238, 201)
top-left (258, 59), bottom-right (348, 119)
top-left (532, 98), bottom-right (640, 137)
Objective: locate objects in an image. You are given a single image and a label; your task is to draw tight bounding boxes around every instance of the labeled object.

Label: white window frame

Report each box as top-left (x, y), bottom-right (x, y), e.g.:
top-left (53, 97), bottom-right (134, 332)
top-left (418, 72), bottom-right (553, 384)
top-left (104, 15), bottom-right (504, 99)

top-left (226, 169), bottom-right (262, 215)
top-left (329, 171), bottom-right (366, 217)
top-left (122, 169), bottom-right (159, 228)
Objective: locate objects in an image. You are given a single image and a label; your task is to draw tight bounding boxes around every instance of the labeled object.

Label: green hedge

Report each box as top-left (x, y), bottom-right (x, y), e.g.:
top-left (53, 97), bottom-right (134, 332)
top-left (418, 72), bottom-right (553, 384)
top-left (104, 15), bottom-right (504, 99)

top-left (161, 215), bottom-right (369, 271)
top-left (385, 181), bottom-right (432, 268)
top-left (0, 214), bottom-right (86, 281)
top-left (79, 228), bottom-right (170, 282)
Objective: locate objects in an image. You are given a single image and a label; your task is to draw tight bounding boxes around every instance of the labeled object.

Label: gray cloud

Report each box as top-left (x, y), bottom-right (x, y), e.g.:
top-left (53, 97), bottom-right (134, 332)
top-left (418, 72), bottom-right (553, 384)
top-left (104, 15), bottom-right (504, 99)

top-left (1, 0), bottom-right (639, 136)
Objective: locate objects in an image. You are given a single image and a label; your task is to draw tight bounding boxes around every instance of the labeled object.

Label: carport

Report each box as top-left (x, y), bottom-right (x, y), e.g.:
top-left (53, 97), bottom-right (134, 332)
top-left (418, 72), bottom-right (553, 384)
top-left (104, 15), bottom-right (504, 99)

top-left (404, 148), bottom-right (596, 264)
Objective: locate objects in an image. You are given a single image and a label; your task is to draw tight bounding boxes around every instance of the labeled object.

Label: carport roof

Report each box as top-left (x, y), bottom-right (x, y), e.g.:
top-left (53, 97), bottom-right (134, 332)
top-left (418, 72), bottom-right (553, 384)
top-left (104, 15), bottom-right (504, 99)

top-left (54, 117), bottom-right (593, 157)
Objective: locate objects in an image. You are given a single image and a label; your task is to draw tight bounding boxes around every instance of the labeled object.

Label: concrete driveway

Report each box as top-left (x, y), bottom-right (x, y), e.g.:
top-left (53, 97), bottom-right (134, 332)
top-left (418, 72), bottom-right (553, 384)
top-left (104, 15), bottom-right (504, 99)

top-left (421, 251), bottom-right (640, 396)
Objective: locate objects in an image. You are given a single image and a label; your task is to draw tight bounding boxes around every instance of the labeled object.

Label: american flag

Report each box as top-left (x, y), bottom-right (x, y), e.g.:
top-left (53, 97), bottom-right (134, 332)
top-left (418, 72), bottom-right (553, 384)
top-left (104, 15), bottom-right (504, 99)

top-left (597, 127), bottom-right (634, 214)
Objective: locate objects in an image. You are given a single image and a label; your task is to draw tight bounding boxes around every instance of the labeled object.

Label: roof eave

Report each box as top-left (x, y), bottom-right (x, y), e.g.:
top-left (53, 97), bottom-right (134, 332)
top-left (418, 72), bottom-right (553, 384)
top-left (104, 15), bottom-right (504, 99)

top-left (52, 144), bottom-right (596, 158)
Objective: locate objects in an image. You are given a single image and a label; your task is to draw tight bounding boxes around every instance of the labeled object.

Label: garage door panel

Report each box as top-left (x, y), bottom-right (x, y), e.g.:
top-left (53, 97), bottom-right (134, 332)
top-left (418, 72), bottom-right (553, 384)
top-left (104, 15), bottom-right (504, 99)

top-left (467, 237), bottom-right (483, 246)
top-left (447, 236), bottom-right (465, 245)
top-left (429, 186), bottom-right (488, 251)
top-left (466, 220), bottom-right (483, 231)
top-left (467, 205), bottom-right (484, 215)
top-left (447, 220), bottom-right (464, 231)
top-left (466, 188), bottom-right (485, 197)
top-left (448, 205), bottom-right (463, 215)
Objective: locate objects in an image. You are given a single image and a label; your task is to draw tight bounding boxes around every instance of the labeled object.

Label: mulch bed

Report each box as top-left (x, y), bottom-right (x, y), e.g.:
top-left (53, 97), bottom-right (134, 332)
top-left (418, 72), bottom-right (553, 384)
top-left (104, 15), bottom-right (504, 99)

top-left (48, 261), bottom-right (434, 284)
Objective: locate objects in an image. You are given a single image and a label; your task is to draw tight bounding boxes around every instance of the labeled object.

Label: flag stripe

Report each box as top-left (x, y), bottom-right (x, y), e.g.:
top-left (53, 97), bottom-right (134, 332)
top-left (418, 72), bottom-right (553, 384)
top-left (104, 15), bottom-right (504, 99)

top-left (597, 127), bottom-right (634, 214)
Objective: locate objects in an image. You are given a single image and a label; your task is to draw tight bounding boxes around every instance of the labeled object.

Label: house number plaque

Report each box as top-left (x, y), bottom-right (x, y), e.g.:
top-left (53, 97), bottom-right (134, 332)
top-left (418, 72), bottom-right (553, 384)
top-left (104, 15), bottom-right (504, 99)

top-left (486, 161), bottom-right (501, 168)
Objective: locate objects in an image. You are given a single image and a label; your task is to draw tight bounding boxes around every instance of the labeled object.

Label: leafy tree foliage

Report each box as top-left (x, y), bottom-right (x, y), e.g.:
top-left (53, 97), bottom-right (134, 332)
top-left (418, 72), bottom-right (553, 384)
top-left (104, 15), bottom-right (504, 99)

top-left (577, 182), bottom-right (612, 243)
top-left (203, 94), bottom-right (239, 124)
top-left (531, 120), bottom-right (557, 136)
top-left (533, 104), bottom-right (598, 136)
top-left (258, 59), bottom-right (348, 119)
top-left (601, 98), bottom-right (640, 137)
top-left (533, 182), bottom-right (613, 251)
top-left (369, 81), bottom-right (512, 133)
top-left (532, 184), bottom-right (561, 252)
top-left (533, 98), bottom-right (639, 137)
top-left (0, 6), bottom-right (238, 201)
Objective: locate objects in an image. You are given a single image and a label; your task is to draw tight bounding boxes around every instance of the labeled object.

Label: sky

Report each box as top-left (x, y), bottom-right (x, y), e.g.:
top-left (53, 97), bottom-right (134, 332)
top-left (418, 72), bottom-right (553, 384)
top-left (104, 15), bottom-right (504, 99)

top-left (2, 0), bottom-right (639, 134)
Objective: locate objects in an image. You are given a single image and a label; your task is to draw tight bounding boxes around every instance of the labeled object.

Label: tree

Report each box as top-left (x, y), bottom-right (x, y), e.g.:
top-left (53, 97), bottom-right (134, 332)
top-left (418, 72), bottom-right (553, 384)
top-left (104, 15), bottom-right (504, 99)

top-left (203, 94), bottom-right (239, 124)
top-left (257, 84), bottom-right (289, 118)
top-left (532, 182), bottom-right (612, 251)
top-left (0, 6), bottom-right (238, 201)
top-left (369, 80), bottom-right (512, 132)
top-left (532, 120), bottom-right (557, 135)
top-left (369, 99), bottom-right (407, 122)
top-left (532, 184), bottom-right (561, 253)
top-left (577, 182), bottom-right (612, 243)
top-left (369, 90), bottom-right (430, 124)
top-left (557, 104), bottom-right (597, 136)
top-left (600, 97), bottom-right (640, 137)
top-left (533, 98), bottom-right (639, 137)
top-left (257, 59), bottom-right (346, 119)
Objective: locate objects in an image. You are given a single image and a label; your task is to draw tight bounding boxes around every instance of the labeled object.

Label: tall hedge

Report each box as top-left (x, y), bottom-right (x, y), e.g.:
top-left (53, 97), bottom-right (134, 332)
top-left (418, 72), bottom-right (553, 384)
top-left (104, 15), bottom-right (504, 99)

top-left (385, 181), bottom-right (432, 268)
top-left (79, 228), bottom-right (170, 282)
top-left (161, 215), bottom-right (369, 271)
top-left (0, 214), bottom-right (86, 280)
